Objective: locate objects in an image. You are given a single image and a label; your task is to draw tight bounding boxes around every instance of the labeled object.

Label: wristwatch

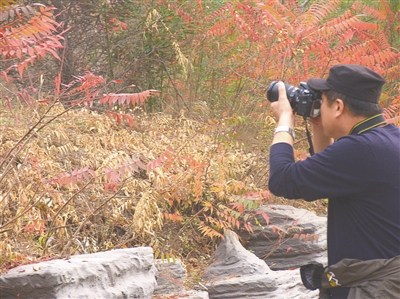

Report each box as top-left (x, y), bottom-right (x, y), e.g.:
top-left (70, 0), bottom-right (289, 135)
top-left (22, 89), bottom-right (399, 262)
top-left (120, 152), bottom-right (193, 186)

top-left (274, 126), bottom-right (295, 140)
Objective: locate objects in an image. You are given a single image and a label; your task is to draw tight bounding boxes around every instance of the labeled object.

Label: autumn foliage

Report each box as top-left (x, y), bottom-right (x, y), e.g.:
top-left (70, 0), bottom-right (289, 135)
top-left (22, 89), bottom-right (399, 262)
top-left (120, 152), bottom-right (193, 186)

top-left (0, 0), bottom-right (399, 272)
top-left (0, 2), bottom-right (63, 79)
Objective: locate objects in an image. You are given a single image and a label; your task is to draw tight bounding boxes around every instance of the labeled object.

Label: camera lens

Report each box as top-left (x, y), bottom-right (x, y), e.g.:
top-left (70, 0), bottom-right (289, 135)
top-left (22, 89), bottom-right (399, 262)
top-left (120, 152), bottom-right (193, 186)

top-left (267, 81), bottom-right (298, 103)
top-left (266, 81), bottom-right (279, 102)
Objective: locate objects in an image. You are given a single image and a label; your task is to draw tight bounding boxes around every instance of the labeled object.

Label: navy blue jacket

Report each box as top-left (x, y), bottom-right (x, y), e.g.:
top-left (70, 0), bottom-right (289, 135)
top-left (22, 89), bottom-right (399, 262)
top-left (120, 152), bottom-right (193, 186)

top-left (269, 124), bottom-right (400, 298)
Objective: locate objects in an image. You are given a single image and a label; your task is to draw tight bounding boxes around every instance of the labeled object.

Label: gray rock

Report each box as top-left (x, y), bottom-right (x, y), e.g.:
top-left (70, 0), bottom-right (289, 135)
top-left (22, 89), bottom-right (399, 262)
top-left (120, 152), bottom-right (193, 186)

top-left (268, 269), bottom-right (319, 299)
top-left (0, 247), bottom-right (157, 299)
top-left (172, 290), bottom-right (209, 299)
top-left (200, 205), bottom-right (327, 299)
top-left (239, 204), bottom-right (327, 270)
top-left (204, 274), bottom-right (277, 299)
top-left (202, 230), bottom-right (271, 281)
top-left (154, 259), bottom-right (185, 295)
top-left (202, 230), bottom-right (278, 299)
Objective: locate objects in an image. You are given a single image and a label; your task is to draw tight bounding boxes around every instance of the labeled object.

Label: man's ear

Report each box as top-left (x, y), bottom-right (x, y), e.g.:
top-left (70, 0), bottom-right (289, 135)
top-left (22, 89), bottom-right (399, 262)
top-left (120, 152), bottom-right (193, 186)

top-left (334, 99), bottom-right (345, 117)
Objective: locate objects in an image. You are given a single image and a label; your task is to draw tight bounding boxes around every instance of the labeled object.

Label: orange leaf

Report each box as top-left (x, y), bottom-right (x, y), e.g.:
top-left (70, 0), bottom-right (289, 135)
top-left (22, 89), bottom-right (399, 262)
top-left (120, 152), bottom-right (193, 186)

top-left (2, 71), bottom-right (9, 83)
top-left (256, 211), bottom-right (270, 225)
top-left (18, 62), bottom-right (26, 78)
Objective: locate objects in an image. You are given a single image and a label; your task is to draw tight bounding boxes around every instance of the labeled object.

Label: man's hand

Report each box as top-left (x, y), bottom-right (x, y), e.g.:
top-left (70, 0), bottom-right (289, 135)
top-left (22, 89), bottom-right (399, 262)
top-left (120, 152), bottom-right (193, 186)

top-left (271, 82), bottom-right (295, 145)
top-left (270, 82), bottom-right (294, 121)
top-left (309, 115), bottom-right (334, 153)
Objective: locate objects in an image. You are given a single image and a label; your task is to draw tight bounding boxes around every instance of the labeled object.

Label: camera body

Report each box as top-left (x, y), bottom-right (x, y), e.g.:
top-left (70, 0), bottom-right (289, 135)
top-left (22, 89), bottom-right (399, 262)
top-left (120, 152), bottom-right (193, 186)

top-left (267, 81), bottom-right (322, 118)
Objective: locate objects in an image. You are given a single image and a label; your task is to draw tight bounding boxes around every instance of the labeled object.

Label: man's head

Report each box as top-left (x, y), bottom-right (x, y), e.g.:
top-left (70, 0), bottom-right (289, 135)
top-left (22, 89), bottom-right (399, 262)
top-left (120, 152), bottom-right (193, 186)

top-left (307, 64), bottom-right (385, 117)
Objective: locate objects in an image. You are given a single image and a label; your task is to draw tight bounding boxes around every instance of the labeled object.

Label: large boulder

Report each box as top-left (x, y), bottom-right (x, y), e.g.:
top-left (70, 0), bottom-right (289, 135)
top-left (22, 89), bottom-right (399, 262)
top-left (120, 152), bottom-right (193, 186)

top-left (202, 230), bottom-right (278, 299)
top-left (239, 204), bottom-right (327, 270)
top-left (202, 226), bottom-right (321, 299)
top-left (0, 247), bottom-right (157, 299)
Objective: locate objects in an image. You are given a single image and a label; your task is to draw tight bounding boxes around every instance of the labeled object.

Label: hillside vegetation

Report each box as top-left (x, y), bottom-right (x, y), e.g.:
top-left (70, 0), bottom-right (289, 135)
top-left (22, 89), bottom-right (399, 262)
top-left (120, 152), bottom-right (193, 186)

top-left (0, 0), bottom-right (399, 274)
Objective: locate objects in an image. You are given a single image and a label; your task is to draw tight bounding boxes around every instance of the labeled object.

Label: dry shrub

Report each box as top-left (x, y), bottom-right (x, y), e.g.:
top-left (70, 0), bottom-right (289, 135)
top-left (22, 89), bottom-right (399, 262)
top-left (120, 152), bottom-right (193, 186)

top-left (1, 98), bottom-right (290, 272)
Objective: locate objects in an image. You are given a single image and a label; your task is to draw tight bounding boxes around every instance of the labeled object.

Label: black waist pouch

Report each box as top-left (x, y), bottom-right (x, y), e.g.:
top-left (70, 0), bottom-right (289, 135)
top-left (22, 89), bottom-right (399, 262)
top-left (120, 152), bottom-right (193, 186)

top-left (300, 262), bottom-right (325, 290)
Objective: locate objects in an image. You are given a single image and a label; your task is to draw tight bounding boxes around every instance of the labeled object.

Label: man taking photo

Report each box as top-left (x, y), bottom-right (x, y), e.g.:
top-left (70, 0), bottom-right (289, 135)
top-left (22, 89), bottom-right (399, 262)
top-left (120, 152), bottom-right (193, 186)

top-left (268, 64), bottom-right (400, 298)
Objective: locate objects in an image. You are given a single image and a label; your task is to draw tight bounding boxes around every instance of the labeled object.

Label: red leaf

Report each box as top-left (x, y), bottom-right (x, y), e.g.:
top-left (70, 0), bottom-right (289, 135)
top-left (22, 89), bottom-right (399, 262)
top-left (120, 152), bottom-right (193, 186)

top-left (245, 222), bottom-right (253, 233)
top-left (256, 211), bottom-right (270, 225)
top-left (16, 47), bottom-right (22, 59)
top-left (6, 96), bottom-right (12, 112)
top-left (45, 47), bottom-right (61, 60)
top-left (18, 63), bottom-right (25, 78)
top-left (2, 71), bottom-right (9, 83)
top-left (130, 93), bottom-right (139, 105)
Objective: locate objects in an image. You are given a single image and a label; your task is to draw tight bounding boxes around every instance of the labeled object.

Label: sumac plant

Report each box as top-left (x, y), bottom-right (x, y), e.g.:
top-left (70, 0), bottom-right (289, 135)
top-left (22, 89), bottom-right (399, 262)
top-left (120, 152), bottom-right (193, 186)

top-left (0, 0), bottom-right (399, 272)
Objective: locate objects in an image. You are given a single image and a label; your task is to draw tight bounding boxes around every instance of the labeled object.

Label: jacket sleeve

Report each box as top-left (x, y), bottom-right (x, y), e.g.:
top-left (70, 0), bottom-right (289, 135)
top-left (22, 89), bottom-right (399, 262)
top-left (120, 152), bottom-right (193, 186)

top-left (268, 138), bottom-right (377, 201)
top-left (268, 142), bottom-right (298, 198)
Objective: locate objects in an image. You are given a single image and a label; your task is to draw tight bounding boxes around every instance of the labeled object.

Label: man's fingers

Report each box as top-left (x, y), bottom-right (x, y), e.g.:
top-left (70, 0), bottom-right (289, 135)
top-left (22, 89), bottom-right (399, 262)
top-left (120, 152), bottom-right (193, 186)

top-left (277, 82), bottom-right (287, 101)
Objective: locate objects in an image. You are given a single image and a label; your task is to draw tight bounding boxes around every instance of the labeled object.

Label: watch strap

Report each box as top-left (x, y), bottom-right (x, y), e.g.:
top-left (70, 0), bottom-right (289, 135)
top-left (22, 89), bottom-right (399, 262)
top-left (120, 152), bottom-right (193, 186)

top-left (274, 126), bottom-right (295, 140)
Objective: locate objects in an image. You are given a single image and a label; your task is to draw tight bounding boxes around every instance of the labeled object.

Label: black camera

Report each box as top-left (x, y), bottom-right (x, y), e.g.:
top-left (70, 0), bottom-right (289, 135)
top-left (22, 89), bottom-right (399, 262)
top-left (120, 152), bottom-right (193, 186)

top-left (267, 81), bottom-right (322, 118)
